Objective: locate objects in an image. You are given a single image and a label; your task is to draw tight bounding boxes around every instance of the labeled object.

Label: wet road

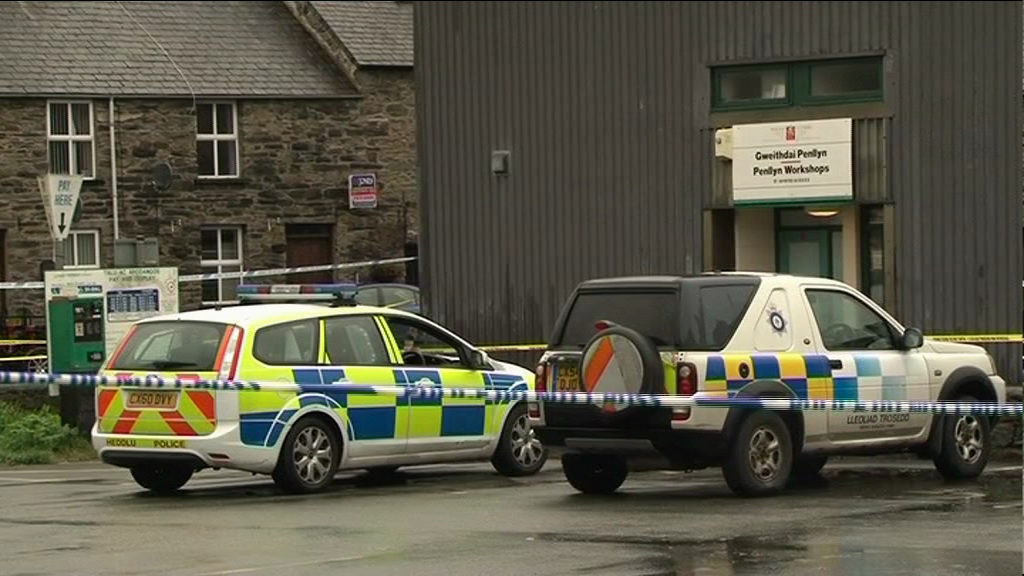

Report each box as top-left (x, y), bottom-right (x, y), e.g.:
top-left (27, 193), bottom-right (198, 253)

top-left (0, 456), bottom-right (1020, 576)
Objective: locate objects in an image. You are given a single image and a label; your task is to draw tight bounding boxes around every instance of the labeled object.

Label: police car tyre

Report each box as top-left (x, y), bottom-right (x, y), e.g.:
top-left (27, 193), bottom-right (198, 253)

top-left (491, 403), bottom-right (548, 476)
top-left (722, 409), bottom-right (793, 498)
top-left (130, 466), bottom-right (193, 494)
top-left (272, 416), bottom-right (341, 494)
top-left (561, 453), bottom-right (628, 495)
top-left (932, 394), bottom-right (991, 480)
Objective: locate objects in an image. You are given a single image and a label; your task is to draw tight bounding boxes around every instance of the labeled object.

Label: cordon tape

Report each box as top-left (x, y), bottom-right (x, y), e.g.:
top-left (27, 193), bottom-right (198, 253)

top-left (0, 256), bottom-right (419, 290)
top-left (0, 371), bottom-right (1020, 416)
top-left (474, 334), bottom-right (1023, 352)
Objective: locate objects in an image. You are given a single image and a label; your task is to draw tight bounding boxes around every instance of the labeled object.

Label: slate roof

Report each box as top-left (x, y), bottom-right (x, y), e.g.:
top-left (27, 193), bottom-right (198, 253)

top-left (0, 1), bottom-right (356, 97)
top-left (311, 1), bottom-right (413, 67)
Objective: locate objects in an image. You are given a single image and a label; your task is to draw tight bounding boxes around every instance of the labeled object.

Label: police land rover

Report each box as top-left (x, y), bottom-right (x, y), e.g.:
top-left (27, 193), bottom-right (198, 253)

top-left (527, 273), bottom-right (1008, 498)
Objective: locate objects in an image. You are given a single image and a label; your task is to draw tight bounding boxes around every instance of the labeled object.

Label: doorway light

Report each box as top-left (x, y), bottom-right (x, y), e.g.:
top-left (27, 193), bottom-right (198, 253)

top-left (805, 206), bottom-right (839, 218)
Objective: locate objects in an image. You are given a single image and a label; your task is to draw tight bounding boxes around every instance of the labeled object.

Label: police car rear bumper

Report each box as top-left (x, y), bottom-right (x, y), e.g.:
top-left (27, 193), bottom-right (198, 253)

top-left (101, 449), bottom-right (207, 470)
top-left (535, 427), bottom-right (726, 466)
top-left (92, 423), bottom-right (279, 474)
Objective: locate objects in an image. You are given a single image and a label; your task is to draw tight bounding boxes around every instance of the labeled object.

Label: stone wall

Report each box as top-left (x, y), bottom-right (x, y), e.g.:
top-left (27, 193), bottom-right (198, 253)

top-left (355, 67), bottom-right (418, 245)
top-left (0, 95), bottom-right (411, 316)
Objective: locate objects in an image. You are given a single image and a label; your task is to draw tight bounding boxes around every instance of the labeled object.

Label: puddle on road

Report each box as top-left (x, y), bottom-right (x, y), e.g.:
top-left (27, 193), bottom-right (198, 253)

top-left (533, 530), bottom-right (1017, 576)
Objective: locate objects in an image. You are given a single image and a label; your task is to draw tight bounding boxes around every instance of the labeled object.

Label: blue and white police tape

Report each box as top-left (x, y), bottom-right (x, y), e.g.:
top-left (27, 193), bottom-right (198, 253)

top-left (0, 255), bottom-right (418, 290)
top-left (1, 370), bottom-right (1021, 416)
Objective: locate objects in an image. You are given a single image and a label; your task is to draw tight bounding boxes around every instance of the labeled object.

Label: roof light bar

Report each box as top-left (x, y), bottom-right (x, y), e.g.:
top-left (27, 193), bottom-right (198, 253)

top-left (236, 284), bottom-right (359, 302)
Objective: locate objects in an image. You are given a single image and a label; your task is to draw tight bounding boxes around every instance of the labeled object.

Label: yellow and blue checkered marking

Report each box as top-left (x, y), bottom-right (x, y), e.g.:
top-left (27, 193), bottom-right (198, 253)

top-left (703, 353), bottom-right (906, 403)
top-left (239, 368), bottom-right (527, 447)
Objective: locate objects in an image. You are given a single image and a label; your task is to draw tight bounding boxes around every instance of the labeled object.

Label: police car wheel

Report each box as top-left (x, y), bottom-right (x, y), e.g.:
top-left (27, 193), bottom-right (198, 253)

top-left (722, 409), bottom-right (793, 498)
top-left (130, 465), bottom-right (193, 494)
top-left (491, 403), bottom-right (548, 477)
top-left (272, 417), bottom-right (340, 494)
top-left (561, 453), bottom-right (628, 495)
top-left (933, 394), bottom-right (991, 480)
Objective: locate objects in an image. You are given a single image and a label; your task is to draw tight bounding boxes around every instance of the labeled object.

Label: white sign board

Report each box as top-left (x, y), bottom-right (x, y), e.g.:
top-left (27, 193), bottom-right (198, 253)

top-left (38, 175), bottom-right (83, 241)
top-left (349, 173), bottom-right (378, 209)
top-left (44, 267), bottom-right (180, 368)
top-left (731, 118), bottom-right (853, 205)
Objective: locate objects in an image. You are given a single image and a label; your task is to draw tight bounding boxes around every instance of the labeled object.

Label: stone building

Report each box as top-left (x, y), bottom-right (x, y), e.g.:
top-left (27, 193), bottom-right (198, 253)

top-left (0, 0), bottom-right (416, 322)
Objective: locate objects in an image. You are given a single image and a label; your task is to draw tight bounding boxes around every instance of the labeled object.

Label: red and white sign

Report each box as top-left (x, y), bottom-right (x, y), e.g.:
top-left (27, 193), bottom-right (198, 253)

top-left (348, 173), bottom-right (378, 209)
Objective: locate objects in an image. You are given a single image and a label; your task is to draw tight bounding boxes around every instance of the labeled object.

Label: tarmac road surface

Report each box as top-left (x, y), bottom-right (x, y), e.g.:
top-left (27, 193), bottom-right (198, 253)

top-left (0, 455), bottom-right (1020, 576)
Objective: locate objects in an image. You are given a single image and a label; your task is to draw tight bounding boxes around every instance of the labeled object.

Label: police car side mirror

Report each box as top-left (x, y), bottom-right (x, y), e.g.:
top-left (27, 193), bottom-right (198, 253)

top-left (900, 327), bottom-right (924, 350)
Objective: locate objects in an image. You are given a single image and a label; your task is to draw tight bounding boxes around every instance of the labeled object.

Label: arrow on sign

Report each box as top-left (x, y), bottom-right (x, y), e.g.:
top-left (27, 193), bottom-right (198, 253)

top-left (39, 175), bottom-right (83, 242)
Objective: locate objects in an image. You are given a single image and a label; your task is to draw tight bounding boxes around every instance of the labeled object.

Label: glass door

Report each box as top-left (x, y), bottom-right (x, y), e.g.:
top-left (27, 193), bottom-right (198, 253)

top-left (778, 229), bottom-right (837, 279)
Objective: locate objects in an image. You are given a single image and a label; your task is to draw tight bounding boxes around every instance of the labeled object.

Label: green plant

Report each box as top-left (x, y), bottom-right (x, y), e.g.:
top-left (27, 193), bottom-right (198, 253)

top-left (0, 403), bottom-right (90, 465)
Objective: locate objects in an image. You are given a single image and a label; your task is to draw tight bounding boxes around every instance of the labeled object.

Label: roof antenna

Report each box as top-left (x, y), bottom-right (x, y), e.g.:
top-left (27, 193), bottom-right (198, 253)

top-left (116, 1), bottom-right (197, 113)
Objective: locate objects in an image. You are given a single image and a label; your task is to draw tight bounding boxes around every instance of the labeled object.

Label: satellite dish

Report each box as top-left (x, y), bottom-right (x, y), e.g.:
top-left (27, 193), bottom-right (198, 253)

top-left (152, 162), bottom-right (173, 191)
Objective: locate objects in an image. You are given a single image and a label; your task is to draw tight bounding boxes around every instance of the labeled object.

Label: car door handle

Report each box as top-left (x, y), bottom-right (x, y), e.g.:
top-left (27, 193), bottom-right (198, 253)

top-left (829, 359), bottom-right (843, 370)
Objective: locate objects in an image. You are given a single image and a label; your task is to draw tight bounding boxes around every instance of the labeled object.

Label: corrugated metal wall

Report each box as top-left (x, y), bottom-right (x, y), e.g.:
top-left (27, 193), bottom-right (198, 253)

top-left (415, 1), bottom-right (1022, 383)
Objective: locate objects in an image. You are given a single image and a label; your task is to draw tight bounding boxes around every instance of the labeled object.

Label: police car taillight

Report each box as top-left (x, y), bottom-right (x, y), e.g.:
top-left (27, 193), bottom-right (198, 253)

top-left (535, 362), bottom-right (548, 393)
top-left (217, 326), bottom-right (245, 381)
top-left (677, 362), bottom-right (697, 396)
top-left (673, 362), bottom-right (697, 422)
top-left (529, 363), bottom-right (547, 419)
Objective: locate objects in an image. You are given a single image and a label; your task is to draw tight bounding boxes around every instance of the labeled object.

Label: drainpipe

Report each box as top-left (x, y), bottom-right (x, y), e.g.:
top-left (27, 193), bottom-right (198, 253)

top-left (109, 96), bottom-right (119, 239)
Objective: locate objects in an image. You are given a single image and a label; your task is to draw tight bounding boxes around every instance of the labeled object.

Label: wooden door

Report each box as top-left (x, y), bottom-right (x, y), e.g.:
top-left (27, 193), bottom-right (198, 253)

top-left (285, 224), bottom-right (333, 284)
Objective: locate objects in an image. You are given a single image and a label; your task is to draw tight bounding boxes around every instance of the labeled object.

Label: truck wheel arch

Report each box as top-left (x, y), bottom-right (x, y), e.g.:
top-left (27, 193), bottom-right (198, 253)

top-left (722, 380), bottom-right (806, 456)
top-left (924, 366), bottom-right (997, 455)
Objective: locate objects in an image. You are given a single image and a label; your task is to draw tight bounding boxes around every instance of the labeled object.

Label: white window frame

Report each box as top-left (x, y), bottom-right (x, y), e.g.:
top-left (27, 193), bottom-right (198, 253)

top-left (47, 100), bottom-right (96, 179)
top-left (61, 229), bottom-right (100, 269)
top-left (200, 226), bottom-right (244, 305)
top-left (196, 101), bottom-right (240, 179)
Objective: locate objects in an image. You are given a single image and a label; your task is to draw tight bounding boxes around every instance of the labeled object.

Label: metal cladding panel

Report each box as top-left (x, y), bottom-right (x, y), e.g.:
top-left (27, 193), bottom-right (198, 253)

top-left (415, 1), bottom-right (1022, 383)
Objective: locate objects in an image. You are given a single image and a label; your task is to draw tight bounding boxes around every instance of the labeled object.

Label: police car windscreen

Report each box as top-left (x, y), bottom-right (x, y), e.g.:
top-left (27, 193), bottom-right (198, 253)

top-left (108, 321), bottom-right (229, 371)
top-left (554, 290), bottom-right (679, 348)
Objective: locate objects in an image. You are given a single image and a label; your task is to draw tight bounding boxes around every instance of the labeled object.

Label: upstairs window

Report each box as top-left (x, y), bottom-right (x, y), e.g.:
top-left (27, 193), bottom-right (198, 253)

top-left (715, 66), bottom-right (789, 109)
top-left (196, 102), bottom-right (239, 178)
top-left (48, 101), bottom-right (95, 178)
top-left (712, 57), bottom-right (884, 111)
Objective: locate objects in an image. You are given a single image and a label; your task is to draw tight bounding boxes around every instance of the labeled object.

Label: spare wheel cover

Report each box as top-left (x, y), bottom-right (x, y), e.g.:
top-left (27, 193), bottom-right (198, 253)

top-left (580, 326), bottom-right (663, 415)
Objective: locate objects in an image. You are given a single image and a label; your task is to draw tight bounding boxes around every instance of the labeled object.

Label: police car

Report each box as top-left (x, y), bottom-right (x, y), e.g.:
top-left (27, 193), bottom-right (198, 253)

top-left (91, 284), bottom-right (547, 494)
top-left (529, 273), bottom-right (1008, 498)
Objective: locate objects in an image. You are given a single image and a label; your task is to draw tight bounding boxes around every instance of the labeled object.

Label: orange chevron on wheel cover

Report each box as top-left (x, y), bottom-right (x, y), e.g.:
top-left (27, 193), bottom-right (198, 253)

top-left (581, 333), bottom-right (644, 413)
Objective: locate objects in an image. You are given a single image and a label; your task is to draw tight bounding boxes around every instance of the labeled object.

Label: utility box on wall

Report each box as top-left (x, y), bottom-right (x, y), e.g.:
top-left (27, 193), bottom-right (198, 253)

top-left (114, 237), bottom-right (160, 268)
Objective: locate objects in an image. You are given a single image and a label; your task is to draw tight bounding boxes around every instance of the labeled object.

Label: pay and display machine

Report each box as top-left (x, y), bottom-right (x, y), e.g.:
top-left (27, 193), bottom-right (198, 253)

top-left (47, 295), bottom-right (106, 374)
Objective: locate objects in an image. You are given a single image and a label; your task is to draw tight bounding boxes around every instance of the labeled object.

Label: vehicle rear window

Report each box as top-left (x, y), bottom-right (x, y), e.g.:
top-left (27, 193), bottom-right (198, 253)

top-left (109, 321), bottom-right (228, 371)
top-left (553, 283), bottom-right (758, 351)
top-left (554, 291), bottom-right (680, 348)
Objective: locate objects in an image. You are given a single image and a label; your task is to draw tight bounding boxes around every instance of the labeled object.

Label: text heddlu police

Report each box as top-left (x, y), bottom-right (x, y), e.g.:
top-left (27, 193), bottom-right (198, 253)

top-left (752, 147), bottom-right (831, 177)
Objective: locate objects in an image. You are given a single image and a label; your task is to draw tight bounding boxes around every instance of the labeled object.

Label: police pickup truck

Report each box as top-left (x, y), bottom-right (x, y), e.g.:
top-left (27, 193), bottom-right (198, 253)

top-left (527, 273), bottom-right (1007, 498)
